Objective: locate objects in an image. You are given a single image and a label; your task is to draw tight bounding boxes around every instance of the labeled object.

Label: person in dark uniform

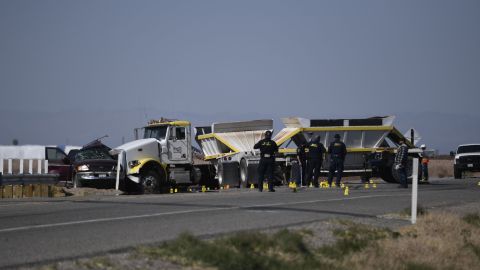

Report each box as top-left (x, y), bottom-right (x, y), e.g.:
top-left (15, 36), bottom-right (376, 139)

top-left (327, 134), bottom-right (347, 186)
top-left (305, 135), bottom-right (326, 187)
top-left (296, 143), bottom-right (307, 186)
top-left (254, 130), bottom-right (278, 192)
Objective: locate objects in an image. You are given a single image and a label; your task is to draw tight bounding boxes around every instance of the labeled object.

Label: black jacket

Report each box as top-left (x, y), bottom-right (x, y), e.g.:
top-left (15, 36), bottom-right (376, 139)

top-left (306, 141), bottom-right (326, 160)
top-left (328, 140), bottom-right (347, 160)
top-left (254, 139), bottom-right (278, 158)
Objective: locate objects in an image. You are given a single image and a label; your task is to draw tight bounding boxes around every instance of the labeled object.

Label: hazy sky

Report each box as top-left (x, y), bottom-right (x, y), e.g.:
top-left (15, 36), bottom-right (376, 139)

top-left (1, 1), bottom-right (479, 151)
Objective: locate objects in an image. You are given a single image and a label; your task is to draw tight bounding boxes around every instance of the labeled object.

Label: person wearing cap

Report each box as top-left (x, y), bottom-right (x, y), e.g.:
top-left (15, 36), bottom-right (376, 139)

top-left (394, 139), bottom-right (409, 188)
top-left (254, 130), bottom-right (278, 192)
top-left (305, 135), bottom-right (326, 187)
top-left (420, 144), bottom-right (429, 183)
top-left (327, 134), bottom-right (347, 186)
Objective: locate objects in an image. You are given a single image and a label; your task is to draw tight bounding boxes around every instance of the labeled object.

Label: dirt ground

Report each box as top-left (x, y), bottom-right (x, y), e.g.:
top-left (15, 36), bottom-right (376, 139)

top-left (428, 159), bottom-right (453, 178)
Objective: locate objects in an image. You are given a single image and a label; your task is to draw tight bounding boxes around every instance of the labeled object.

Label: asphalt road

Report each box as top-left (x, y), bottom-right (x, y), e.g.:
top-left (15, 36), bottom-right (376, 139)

top-left (0, 178), bottom-right (479, 269)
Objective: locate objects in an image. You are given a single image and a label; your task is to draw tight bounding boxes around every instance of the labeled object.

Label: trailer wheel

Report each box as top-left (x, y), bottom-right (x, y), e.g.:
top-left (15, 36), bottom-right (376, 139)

top-left (140, 170), bottom-right (161, 194)
top-left (217, 163), bottom-right (224, 186)
top-left (239, 159), bottom-right (249, 188)
top-left (389, 158), bottom-right (421, 184)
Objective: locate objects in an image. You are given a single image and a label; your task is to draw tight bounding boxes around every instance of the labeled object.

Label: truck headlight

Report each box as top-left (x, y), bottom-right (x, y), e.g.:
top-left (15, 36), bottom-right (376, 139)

top-left (76, 165), bottom-right (89, 172)
top-left (128, 160), bottom-right (140, 168)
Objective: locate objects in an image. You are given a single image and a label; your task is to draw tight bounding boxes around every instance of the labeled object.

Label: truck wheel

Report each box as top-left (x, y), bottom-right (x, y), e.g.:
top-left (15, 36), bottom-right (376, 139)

top-left (140, 170), bottom-right (161, 194)
top-left (239, 159), bottom-right (249, 188)
top-left (454, 168), bottom-right (462, 179)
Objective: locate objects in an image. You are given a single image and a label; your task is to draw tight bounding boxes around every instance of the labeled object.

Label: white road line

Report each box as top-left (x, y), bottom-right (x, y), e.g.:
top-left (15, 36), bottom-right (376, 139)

top-left (0, 207), bottom-right (235, 233)
top-left (0, 194), bottom-right (408, 233)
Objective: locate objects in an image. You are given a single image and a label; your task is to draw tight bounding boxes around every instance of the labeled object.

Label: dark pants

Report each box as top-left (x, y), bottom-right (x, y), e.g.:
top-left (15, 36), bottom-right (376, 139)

top-left (421, 164), bottom-right (429, 181)
top-left (257, 158), bottom-right (275, 191)
top-left (299, 158), bottom-right (307, 186)
top-left (397, 165), bottom-right (408, 188)
top-left (305, 159), bottom-right (322, 187)
top-left (290, 160), bottom-right (301, 186)
top-left (327, 158), bottom-right (344, 185)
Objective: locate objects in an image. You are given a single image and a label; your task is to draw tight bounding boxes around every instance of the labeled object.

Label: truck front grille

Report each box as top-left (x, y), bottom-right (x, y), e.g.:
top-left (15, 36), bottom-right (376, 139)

top-left (459, 156), bottom-right (480, 163)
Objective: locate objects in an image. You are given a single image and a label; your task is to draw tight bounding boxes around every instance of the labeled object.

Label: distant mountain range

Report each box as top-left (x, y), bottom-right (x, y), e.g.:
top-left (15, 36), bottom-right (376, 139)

top-left (1, 109), bottom-right (478, 154)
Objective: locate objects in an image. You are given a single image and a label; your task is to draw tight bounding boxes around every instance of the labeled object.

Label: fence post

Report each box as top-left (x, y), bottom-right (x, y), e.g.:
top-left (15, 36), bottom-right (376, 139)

top-left (29, 159), bottom-right (33, 174)
top-left (411, 157), bottom-right (419, 224)
top-left (37, 160), bottom-right (42, 174)
top-left (19, 159), bottom-right (24, 174)
top-left (8, 159), bottom-right (12, 174)
top-left (44, 160), bottom-right (48, 174)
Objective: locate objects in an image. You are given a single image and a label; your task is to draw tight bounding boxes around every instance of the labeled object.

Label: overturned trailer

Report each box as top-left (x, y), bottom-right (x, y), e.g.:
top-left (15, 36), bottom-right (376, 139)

top-left (195, 116), bottom-right (420, 186)
top-left (274, 116), bottom-right (420, 183)
top-left (195, 119), bottom-right (277, 187)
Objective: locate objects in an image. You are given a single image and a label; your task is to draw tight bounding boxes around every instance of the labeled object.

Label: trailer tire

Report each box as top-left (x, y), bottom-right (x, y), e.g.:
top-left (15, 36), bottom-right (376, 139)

top-left (379, 166), bottom-right (397, 183)
top-left (389, 158), bottom-right (421, 184)
top-left (217, 163), bottom-right (224, 186)
top-left (239, 159), bottom-right (249, 188)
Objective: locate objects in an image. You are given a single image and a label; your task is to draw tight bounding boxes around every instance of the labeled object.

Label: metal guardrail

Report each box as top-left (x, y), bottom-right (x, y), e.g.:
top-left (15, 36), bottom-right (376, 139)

top-left (0, 172), bottom-right (59, 186)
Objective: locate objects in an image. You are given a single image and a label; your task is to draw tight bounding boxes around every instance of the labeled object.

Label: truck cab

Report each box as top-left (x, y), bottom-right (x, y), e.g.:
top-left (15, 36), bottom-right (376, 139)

top-left (142, 120), bottom-right (192, 165)
top-left (112, 119), bottom-right (209, 193)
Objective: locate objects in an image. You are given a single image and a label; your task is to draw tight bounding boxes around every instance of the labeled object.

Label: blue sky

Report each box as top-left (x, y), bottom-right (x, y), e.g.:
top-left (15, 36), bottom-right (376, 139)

top-left (1, 1), bottom-right (479, 152)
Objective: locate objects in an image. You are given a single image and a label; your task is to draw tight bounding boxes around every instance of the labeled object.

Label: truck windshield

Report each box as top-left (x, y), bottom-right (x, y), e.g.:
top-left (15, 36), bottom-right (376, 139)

top-left (144, 126), bottom-right (168, 140)
top-left (75, 148), bottom-right (113, 161)
top-left (457, 145), bottom-right (480, 154)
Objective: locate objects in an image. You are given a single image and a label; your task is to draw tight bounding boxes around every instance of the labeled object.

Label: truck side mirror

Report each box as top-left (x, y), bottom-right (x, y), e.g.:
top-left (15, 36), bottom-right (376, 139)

top-left (449, 151), bottom-right (455, 157)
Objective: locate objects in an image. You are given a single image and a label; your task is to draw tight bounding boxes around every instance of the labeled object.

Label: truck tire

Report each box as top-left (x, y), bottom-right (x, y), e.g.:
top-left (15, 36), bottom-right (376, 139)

top-left (239, 159), bottom-right (249, 188)
top-left (140, 170), bottom-right (161, 194)
top-left (454, 168), bottom-right (462, 179)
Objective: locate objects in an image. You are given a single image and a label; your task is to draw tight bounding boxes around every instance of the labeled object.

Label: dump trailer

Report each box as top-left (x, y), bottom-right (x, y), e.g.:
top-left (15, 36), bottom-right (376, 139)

top-left (195, 119), bottom-right (286, 187)
top-left (110, 119), bottom-right (215, 193)
top-left (273, 116), bottom-right (421, 183)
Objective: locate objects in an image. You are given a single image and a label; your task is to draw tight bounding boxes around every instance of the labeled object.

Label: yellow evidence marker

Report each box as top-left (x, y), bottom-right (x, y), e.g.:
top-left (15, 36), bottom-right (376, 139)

top-left (344, 186), bottom-right (349, 196)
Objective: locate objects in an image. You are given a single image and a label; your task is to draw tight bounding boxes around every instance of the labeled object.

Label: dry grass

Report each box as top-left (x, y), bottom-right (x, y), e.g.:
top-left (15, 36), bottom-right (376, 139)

top-left (428, 159), bottom-right (453, 178)
top-left (26, 212), bottom-right (480, 270)
top-left (132, 212), bottom-right (480, 270)
top-left (342, 212), bottom-right (480, 270)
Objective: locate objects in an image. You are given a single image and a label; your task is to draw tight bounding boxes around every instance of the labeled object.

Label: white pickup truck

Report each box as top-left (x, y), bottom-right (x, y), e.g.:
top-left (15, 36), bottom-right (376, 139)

top-left (453, 144), bottom-right (480, 179)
